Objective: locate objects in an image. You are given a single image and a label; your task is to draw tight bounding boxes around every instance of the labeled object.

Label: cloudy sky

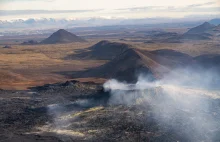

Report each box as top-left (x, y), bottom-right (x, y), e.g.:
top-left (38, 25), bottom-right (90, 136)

top-left (0, 0), bottom-right (219, 20)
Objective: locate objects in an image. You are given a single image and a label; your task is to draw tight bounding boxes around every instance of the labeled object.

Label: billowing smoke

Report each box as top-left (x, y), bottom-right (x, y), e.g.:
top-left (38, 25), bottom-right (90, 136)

top-left (103, 67), bottom-right (220, 141)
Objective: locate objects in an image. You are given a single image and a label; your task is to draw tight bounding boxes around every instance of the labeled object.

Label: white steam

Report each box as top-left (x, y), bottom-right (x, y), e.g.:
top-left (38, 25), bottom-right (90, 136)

top-left (103, 68), bottom-right (220, 141)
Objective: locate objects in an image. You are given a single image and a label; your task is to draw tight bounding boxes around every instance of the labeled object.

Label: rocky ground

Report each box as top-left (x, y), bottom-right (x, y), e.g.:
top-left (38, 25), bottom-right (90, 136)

top-left (0, 80), bottom-right (220, 142)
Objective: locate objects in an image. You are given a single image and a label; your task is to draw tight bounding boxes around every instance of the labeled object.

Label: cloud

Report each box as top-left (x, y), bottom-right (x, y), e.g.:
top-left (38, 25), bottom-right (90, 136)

top-left (114, 3), bottom-right (220, 13)
top-left (0, 0), bottom-right (219, 20)
top-left (0, 0), bottom-right (55, 3)
top-left (117, 6), bottom-right (157, 11)
top-left (0, 9), bottom-right (103, 16)
top-left (187, 2), bottom-right (216, 8)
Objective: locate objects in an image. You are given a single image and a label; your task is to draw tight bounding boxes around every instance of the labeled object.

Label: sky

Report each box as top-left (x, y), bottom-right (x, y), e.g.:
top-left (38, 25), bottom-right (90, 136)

top-left (0, 0), bottom-right (219, 20)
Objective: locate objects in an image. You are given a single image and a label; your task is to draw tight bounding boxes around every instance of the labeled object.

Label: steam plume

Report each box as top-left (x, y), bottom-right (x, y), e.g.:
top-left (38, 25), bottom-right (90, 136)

top-left (103, 67), bottom-right (220, 141)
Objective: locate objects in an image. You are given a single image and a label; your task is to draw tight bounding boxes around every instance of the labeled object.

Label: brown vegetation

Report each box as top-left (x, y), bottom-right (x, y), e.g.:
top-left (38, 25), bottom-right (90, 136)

top-left (0, 37), bottom-right (219, 89)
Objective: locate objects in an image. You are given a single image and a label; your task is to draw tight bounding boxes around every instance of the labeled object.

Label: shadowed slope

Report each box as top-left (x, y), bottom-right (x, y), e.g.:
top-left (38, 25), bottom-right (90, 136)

top-left (150, 49), bottom-right (194, 67)
top-left (194, 54), bottom-right (220, 69)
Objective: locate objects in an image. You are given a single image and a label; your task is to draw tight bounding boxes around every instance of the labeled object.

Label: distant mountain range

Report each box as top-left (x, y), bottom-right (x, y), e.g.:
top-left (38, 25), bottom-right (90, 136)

top-left (0, 17), bottom-right (219, 34)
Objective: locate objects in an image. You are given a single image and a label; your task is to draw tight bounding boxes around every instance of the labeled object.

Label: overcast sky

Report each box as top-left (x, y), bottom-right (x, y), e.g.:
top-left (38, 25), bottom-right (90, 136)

top-left (0, 0), bottom-right (219, 20)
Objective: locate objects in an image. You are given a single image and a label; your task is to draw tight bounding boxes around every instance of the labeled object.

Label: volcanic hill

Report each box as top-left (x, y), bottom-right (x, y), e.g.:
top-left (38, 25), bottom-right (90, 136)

top-left (65, 40), bottom-right (132, 60)
top-left (61, 38), bottom-right (220, 83)
top-left (165, 22), bottom-right (219, 41)
top-left (67, 48), bottom-right (194, 82)
top-left (41, 29), bottom-right (86, 44)
top-left (185, 22), bottom-right (216, 34)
